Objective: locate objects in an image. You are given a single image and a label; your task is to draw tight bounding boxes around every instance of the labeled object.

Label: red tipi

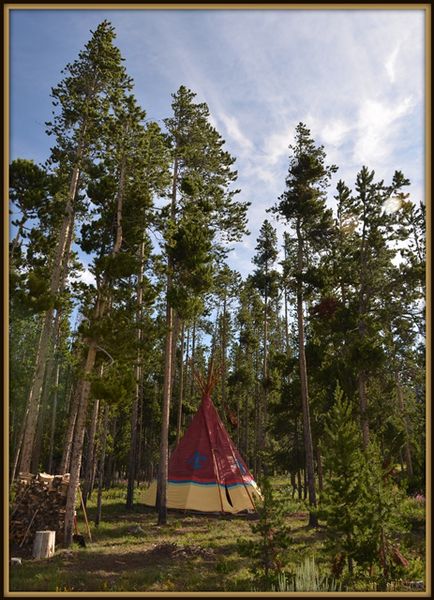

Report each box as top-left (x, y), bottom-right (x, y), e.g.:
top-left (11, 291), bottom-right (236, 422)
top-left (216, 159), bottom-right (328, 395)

top-left (143, 365), bottom-right (261, 513)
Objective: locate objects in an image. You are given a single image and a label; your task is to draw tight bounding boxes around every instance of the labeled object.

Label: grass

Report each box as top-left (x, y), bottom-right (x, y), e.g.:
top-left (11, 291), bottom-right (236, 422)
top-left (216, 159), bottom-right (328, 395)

top-left (8, 480), bottom-right (426, 593)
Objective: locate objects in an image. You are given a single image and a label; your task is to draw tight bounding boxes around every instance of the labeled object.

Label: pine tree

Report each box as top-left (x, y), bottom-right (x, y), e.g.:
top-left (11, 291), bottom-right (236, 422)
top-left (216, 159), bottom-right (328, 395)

top-left (17, 20), bottom-right (134, 477)
top-left (273, 123), bottom-right (337, 525)
top-left (63, 36), bottom-right (159, 546)
top-left (239, 477), bottom-right (293, 590)
top-left (321, 383), bottom-right (364, 576)
top-left (156, 85), bottom-right (249, 525)
top-left (251, 220), bottom-right (280, 474)
top-left (322, 384), bottom-right (407, 584)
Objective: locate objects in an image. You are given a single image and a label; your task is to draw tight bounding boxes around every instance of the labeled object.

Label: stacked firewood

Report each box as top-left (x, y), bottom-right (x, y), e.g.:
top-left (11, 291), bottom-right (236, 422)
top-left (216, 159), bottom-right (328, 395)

top-left (10, 472), bottom-right (71, 548)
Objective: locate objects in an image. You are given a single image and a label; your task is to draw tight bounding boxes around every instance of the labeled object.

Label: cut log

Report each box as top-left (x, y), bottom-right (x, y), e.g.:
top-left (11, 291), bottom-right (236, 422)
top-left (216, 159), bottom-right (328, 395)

top-left (10, 472), bottom-right (71, 548)
top-left (32, 530), bottom-right (55, 559)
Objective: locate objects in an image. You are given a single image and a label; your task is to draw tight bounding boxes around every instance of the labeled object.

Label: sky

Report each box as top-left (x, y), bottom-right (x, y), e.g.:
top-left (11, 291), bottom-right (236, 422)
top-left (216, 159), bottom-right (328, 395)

top-left (9, 7), bottom-right (426, 283)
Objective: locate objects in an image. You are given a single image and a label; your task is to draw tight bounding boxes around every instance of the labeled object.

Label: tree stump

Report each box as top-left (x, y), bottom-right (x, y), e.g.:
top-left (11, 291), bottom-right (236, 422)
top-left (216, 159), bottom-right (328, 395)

top-left (32, 531), bottom-right (55, 559)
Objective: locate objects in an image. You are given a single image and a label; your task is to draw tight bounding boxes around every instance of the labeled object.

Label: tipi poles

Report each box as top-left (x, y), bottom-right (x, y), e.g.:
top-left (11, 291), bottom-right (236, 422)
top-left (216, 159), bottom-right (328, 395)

top-left (211, 449), bottom-right (225, 514)
top-left (227, 441), bottom-right (256, 511)
top-left (213, 403), bottom-right (257, 511)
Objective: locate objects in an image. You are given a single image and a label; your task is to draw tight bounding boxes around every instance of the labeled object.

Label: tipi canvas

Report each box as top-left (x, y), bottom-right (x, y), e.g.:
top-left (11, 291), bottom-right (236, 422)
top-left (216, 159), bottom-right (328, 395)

top-left (143, 384), bottom-right (261, 513)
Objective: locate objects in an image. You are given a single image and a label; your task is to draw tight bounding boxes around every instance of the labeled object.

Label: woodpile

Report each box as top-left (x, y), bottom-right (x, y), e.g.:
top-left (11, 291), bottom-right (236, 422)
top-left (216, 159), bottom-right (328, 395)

top-left (10, 472), bottom-right (71, 549)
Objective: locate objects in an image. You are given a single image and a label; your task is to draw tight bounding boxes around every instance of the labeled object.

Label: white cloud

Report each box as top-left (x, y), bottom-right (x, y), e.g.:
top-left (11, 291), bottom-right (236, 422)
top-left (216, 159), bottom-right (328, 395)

top-left (255, 166), bottom-right (277, 184)
top-left (352, 96), bottom-right (415, 165)
top-left (263, 127), bottom-right (293, 165)
top-left (217, 111), bottom-right (253, 152)
top-left (320, 119), bottom-right (352, 147)
top-left (385, 44), bottom-right (401, 84)
top-left (73, 268), bottom-right (96, 288)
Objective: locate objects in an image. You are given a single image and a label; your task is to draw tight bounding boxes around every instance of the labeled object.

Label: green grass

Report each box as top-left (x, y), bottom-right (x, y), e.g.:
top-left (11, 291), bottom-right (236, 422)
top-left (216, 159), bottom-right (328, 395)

top-left (8, 480), bottom-right (426, 593)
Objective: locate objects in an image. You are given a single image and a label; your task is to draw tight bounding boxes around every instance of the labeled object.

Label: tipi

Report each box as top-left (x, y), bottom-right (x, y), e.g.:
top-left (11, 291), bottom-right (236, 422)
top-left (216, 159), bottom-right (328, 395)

top-left (143, 365), bottom-right (261, 513)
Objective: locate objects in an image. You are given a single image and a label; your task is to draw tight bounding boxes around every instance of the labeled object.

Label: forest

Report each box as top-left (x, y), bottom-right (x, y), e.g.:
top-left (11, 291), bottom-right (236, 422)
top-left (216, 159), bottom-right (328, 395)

top-left (9, 21), bottom-right (426, 593)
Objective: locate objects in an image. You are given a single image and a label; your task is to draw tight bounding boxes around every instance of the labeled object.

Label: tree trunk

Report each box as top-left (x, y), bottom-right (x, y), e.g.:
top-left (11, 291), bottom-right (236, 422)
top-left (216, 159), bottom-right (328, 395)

top-left (243, 390), bottom-right (249, 460)
top-left (59, 381), bottom-right (82, 474)
top-left (171, 314), bottom-right (180, 393)
top-left (47, 360), bottom-right (60, 474)
top-left (221, 297), bottom-right (228, 419)
top-left (157, 301), bottom-right (174, 525)
top-left (261, 282), bottom-right (269, 474)
top-left (296, 225), bottom-right (317, 526)
top-left (136, 394), bottom-right (143, 486)
top-left (82, 394), bottom-right (100, 506)
top-left (358, 370), bottom-right (370, 450)
top-left (95, 404), bottom-right (109, 527)
top-left (126, 240), bottom-right (146, 509)
top-left (176, 321), bottom-right (185, 445)
top-left (64, 339), bottom-right (99, 546)
top-left (32, 308), bottom-right (63, 474)
top-left (32, 530), bottom-right (55, 559)
top-left (30, 365), bottom-right (51, 474)
top-left (189, 318), bottom-right (196, 400)
top-left (18, 167), bottom-right (79, 475)
top-left (157, 156), bottom-right (178, 526)
top-left (316, 443), bottom-right (324, 493)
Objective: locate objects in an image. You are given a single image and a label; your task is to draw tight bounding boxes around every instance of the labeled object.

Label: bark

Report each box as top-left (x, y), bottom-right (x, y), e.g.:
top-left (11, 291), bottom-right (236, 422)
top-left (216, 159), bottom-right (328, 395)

top-left (261, 276), bottom-right (269, 474)
top-left (31, 306), bottom-right (64, 473)
top-left (243, 391), bottom-right (249, 461)
top-left (184, 325), bottom-right (190, 422)
top-left (59, 381), bottom-right (82, 474)
top-left (358, 370), bottom-right (370, 450)
top-left (296, 224), bottom-right (317, 525)
top-left (47, 360), bottom-right (60, 474)
top-left (64, 339), bottom-right (99, 546)
top-left (157, 294), bottom-right (174, 525)
top-left (220, 297), bottom-right (228, 420)
top-left (82, 394), bottom-right (100, 506)
top-left (176, 321), bottom-right (185, 445)
top-left (283, 267), bottom-right (290, 354)
top-left (18, 167), bottom-right (79, 475)
top-left (136, 396), bottom-right (143, 486)
top-left (297, 469), bottom-right (303, 500)
top-left (254, 351), bottom-right (261, 475)
top-left (30, 366), bottom-right (51, 474)
top-left (157, 156), bottom-right (178, 525)
top-left (10, 317), bottom-right (43, 481)
top-left (189, 318), bottom-right (197, 399)
top-left (316, 443), bottom-right (324, 493)
top-left (171, 315), bottom-right (180, 393)
top-left (95, 404), bottom-right (109, 527)
top-left (127, 240), bottom-right (145, 509)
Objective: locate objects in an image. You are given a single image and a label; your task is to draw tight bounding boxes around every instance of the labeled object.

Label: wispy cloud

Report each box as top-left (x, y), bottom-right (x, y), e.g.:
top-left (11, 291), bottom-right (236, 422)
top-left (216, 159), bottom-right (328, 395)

top-left (262, 127), bottom-right (293, 166)
top-left (353, 96), bottom-right (415, 165)
top-left (385, 44), bottom-right (401, 84)
top-left (217, 111), bottom-right (253, 152)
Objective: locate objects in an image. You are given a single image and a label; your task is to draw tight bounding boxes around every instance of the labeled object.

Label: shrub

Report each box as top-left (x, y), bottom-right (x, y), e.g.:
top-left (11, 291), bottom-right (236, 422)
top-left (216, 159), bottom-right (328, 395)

top-left (271, 556), bottom-right (341, 592)
top-left (238, 477), bottom-right (293, 590)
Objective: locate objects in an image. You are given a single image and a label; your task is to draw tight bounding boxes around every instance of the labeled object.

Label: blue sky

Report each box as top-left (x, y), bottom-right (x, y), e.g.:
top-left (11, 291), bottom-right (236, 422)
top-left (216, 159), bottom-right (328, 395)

top-left (9, 7), bottom-right (426, 282)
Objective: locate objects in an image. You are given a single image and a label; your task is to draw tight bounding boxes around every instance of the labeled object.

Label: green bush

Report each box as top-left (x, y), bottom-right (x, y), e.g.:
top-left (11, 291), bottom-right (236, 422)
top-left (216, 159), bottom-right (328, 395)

top-left (271, 557), bottom-right (341, 592)
top-left (238, 477), bottom-right (293, 590)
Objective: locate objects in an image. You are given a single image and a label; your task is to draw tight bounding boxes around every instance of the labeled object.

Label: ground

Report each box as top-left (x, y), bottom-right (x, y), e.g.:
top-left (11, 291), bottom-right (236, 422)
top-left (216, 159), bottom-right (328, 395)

top-left (8, 479), bottom-right (426, 593)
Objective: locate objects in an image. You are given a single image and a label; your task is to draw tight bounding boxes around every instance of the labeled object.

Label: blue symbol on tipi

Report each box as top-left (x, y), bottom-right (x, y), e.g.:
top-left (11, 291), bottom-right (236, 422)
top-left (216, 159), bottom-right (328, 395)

top-left (188, 451), bottom-right (208, 470)
top-left (235, 459), bottom-right (246, 475)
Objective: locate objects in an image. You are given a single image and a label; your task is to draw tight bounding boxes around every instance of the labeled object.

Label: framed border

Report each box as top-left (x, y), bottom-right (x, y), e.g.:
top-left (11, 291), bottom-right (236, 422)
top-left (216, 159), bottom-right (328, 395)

top-left (3, 2), bottom-right (431, 597)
